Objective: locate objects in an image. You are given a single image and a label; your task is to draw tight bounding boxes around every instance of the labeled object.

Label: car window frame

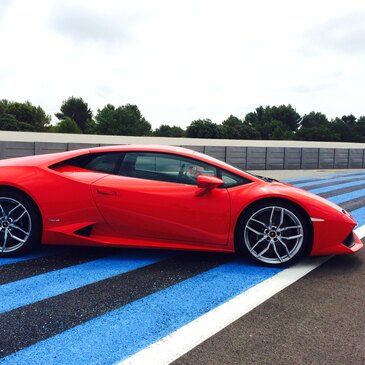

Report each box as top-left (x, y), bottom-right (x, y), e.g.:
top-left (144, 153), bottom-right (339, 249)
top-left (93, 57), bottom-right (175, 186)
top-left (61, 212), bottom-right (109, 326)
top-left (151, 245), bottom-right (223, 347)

top-left (57, 150), bottom-right (254, 188)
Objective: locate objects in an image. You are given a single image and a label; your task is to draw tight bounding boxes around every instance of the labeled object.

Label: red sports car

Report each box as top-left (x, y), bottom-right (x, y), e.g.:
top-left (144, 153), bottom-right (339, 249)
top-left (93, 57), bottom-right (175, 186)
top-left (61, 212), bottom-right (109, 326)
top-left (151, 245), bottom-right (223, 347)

top-left (0, 145), bottom-right (362, 266)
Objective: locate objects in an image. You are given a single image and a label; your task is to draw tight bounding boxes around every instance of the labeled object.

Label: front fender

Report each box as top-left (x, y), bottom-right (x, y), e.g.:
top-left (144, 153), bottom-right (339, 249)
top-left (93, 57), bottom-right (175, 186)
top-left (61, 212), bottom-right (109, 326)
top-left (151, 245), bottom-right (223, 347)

top-left (227, 181), bottom-right (358, 255)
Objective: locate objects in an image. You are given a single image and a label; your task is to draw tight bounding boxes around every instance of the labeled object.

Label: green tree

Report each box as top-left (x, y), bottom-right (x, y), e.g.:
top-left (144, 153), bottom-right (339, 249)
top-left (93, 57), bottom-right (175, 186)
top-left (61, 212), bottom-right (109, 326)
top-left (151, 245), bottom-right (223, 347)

top-left (300, 112), bottom-right (328, 129)
top-left (93, 104), bottom-right (115, 134)
top-left (0, 99), bottom-right (10, 114)
top-left (353, 116), bottom-right (365, 142)
top-left (54, 117), bottom-right (82, 134)
top-left (341, 114), bottom-right (356, 128)
top-left (221, 115), bottom-right (260, 139)
top-left (245, 106), bottom-right (266, 135)
top-left (186, 119), bottom-right (222, 138)
top-left (270, 120), bottom-right (294, 140)
top-left (0, 99), bottom-right (50, 131)
top-left (329, 115), bottom-right (359, 142)
top-left (245, 105), bottom-right (300, 139)
top-left (55, 97), bottom-right (93, 133)
top-left (0, 113), bottom-right (17, 130)
top-left (94, 104), bottom-right (152, 136)
top-left (154, 124), bottom-right (186, 137)
top-left (33, 106), bottom-right (52, 132)
top-left (295, 126), bottom-right (340, 141)
top-left (295, 111), bottom-right (337, 141)
top-left (270, 105), bottom-right (300, 131)
top-left (7, 102), bottom-right (34, 124)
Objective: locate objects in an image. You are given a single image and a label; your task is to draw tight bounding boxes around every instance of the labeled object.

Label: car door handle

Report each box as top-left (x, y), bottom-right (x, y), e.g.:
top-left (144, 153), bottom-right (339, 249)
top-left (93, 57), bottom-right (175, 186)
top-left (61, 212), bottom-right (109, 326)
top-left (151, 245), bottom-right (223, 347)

top-left (97, 188), bottom-right (116, 196)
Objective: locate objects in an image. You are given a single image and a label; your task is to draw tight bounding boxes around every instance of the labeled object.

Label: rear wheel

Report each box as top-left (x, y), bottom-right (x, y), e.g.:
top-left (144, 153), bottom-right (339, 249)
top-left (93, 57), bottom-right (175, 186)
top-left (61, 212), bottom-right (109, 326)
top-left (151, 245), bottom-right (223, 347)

top-left (236, 201), bottom-right (311, 266)
top-left (0, 190), bottom-right (41, 257)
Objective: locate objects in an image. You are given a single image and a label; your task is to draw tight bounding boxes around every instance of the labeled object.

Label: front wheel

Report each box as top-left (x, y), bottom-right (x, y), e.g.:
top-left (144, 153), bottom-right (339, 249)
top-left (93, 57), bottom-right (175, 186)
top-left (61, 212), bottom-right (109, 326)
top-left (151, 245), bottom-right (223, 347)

top-left (236, 201), bottom-right (311, 266)
top-left (0, 190), bottom-right (41, 257)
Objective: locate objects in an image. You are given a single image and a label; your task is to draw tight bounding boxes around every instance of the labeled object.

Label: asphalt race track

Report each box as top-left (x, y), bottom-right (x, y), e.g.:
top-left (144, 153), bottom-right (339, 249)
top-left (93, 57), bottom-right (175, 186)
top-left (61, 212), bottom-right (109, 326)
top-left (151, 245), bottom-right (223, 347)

top-left (1, 171), bottom-right (365, 365)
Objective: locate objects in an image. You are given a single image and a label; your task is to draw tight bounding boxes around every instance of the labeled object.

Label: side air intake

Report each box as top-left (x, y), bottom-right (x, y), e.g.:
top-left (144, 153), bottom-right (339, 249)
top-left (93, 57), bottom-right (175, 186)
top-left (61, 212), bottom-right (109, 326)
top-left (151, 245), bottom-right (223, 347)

top-left (74, 224), bottom-right (94, 237)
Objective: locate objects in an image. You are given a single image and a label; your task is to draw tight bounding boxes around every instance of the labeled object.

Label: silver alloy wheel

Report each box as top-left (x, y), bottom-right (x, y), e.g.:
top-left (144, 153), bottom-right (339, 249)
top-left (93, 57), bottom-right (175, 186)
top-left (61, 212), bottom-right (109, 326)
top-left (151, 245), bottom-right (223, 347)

top-left (0, 197), bottom-right (32, 253)
top-left (244, 206), bottom-right (304, 264)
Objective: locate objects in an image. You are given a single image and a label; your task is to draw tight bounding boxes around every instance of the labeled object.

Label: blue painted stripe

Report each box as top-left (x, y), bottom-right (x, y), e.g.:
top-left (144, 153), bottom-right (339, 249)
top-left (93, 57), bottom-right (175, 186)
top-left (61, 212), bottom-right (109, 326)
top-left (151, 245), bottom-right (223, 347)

top-left (0, 246), bottom-right (67, 267)
top-left (349, 207), bottom-right (365, 227)
top-left (304, 180), bottom-right (365, 227)
top-left (309, 180), bottom-right (365, 195)
top-left (294, 174), bottom-right (365, 188)
top-left (285, 175), bottom-right (333, 184)
top-left (285, 171), bottom-right (365, 184)
top-left (325, 189), bottom-right (365, 205)
top-left (303, 179), bottom-right (365, 227)
top-left (0, 252), bottom-right (48, 266)
top-left (0, 260), bottom-right (281, 365)
top-left (0, 250), bottom-right (171, 314)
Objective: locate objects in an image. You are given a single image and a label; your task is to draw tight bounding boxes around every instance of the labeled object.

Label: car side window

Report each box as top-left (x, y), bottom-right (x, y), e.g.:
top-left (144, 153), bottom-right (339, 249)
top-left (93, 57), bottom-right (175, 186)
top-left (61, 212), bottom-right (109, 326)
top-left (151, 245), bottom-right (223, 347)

top-left (67, 152), bottom-right (123, 174)
top-left (119, 152), bottom-right (217, 185)
top-left (220, 170), bottom-right (252, 188)
top-left (84, 153), bottom-right (122, 173)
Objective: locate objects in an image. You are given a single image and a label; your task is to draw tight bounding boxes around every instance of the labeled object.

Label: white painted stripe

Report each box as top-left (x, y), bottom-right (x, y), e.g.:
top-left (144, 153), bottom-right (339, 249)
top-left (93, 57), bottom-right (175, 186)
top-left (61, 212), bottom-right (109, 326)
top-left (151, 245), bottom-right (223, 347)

top-left (355, 225), bottom-right (365, 240)
top-left (118, 225), bottom-right (365, 365)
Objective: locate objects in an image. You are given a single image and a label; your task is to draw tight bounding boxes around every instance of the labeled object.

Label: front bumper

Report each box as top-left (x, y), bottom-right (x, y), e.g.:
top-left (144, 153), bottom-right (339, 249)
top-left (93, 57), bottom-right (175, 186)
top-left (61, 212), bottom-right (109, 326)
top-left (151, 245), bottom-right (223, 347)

top-left (311, 229), bottom-right (363, 256)
top-left (342, 231), bottom-right (364, 253)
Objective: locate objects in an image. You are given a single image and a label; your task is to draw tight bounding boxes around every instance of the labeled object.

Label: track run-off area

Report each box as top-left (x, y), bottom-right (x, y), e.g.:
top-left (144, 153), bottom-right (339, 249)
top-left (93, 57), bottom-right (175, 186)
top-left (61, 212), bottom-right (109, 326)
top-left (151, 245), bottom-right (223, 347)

top-left (1, 170), bottom-right (365, 365)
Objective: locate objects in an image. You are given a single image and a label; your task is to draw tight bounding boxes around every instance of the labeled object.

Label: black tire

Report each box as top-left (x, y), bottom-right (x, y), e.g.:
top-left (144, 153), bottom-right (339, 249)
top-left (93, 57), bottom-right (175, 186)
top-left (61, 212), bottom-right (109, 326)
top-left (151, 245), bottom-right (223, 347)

top-left (235, 200), bottom-right (312, 267)
top-left (0, 189), bottom-right (41, 257)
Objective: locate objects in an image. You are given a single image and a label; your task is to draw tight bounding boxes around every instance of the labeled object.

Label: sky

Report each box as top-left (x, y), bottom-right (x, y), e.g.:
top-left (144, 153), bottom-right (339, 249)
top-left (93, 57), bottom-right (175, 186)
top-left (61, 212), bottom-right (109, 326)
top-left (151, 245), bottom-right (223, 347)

top-left (1, 0), bottom-right (365, 128)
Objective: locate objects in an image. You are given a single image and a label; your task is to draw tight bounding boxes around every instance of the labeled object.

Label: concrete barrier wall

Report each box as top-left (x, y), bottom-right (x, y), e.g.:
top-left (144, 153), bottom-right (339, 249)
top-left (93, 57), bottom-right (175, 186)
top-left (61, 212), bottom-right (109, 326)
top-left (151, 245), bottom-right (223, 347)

top-left (1, 140), bottom-right (365, 170)
top-left (226, 147), bottom-right (247, 170)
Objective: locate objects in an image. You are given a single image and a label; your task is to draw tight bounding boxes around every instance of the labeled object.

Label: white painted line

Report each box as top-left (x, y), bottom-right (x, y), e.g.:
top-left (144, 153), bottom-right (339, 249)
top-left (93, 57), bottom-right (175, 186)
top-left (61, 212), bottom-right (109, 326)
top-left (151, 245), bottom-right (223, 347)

top-left (355, 225), bottom-right (365, 240)
top-left (118, 226), bottom-right (365, 365)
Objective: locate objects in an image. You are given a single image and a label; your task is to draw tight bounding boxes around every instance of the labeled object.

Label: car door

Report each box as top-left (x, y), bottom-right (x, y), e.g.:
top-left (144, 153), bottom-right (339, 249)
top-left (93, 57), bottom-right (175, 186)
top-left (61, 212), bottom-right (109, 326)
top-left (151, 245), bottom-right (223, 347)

top-left (91, 151), bottom-right (230, 246)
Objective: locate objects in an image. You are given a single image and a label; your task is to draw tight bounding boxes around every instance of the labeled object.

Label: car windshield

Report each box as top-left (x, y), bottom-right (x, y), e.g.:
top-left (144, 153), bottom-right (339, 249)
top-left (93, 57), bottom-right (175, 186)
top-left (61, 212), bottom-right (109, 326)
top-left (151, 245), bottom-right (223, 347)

top-left (191, 151), bottom-right (245, 174)
top-left (191, 150), bottom-right (279, 182)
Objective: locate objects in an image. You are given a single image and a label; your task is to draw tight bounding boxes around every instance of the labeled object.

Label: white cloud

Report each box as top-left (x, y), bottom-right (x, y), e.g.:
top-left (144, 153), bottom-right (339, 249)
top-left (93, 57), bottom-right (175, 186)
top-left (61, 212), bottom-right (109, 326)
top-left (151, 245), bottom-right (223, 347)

top-left (48, 0), bottom-right (146, 46)
top-left (308, 12), bottom-right (365, 54)
top-left (0, 0), bottom-right (365, 127)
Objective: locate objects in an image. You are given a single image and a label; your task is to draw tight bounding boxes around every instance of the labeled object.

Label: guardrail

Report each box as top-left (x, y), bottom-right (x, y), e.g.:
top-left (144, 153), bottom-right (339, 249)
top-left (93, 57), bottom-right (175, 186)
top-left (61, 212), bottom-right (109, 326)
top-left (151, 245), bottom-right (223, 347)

top-left (1, 140), bottom-right (364, 170)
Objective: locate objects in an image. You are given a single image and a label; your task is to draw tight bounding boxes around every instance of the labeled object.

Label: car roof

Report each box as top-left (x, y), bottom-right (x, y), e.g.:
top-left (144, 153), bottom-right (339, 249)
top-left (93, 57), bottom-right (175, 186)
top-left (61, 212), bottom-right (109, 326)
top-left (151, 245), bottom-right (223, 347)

top-left (88, 144), bottom-right (193, 154)
top-left (0, 144), bottom-right (258, 181)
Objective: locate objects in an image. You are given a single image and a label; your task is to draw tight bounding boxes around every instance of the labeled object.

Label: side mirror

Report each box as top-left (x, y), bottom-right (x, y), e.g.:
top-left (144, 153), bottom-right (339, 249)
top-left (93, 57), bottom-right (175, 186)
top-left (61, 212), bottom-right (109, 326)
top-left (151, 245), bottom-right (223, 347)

top-left (197, 175), bottom-right (224, 189)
